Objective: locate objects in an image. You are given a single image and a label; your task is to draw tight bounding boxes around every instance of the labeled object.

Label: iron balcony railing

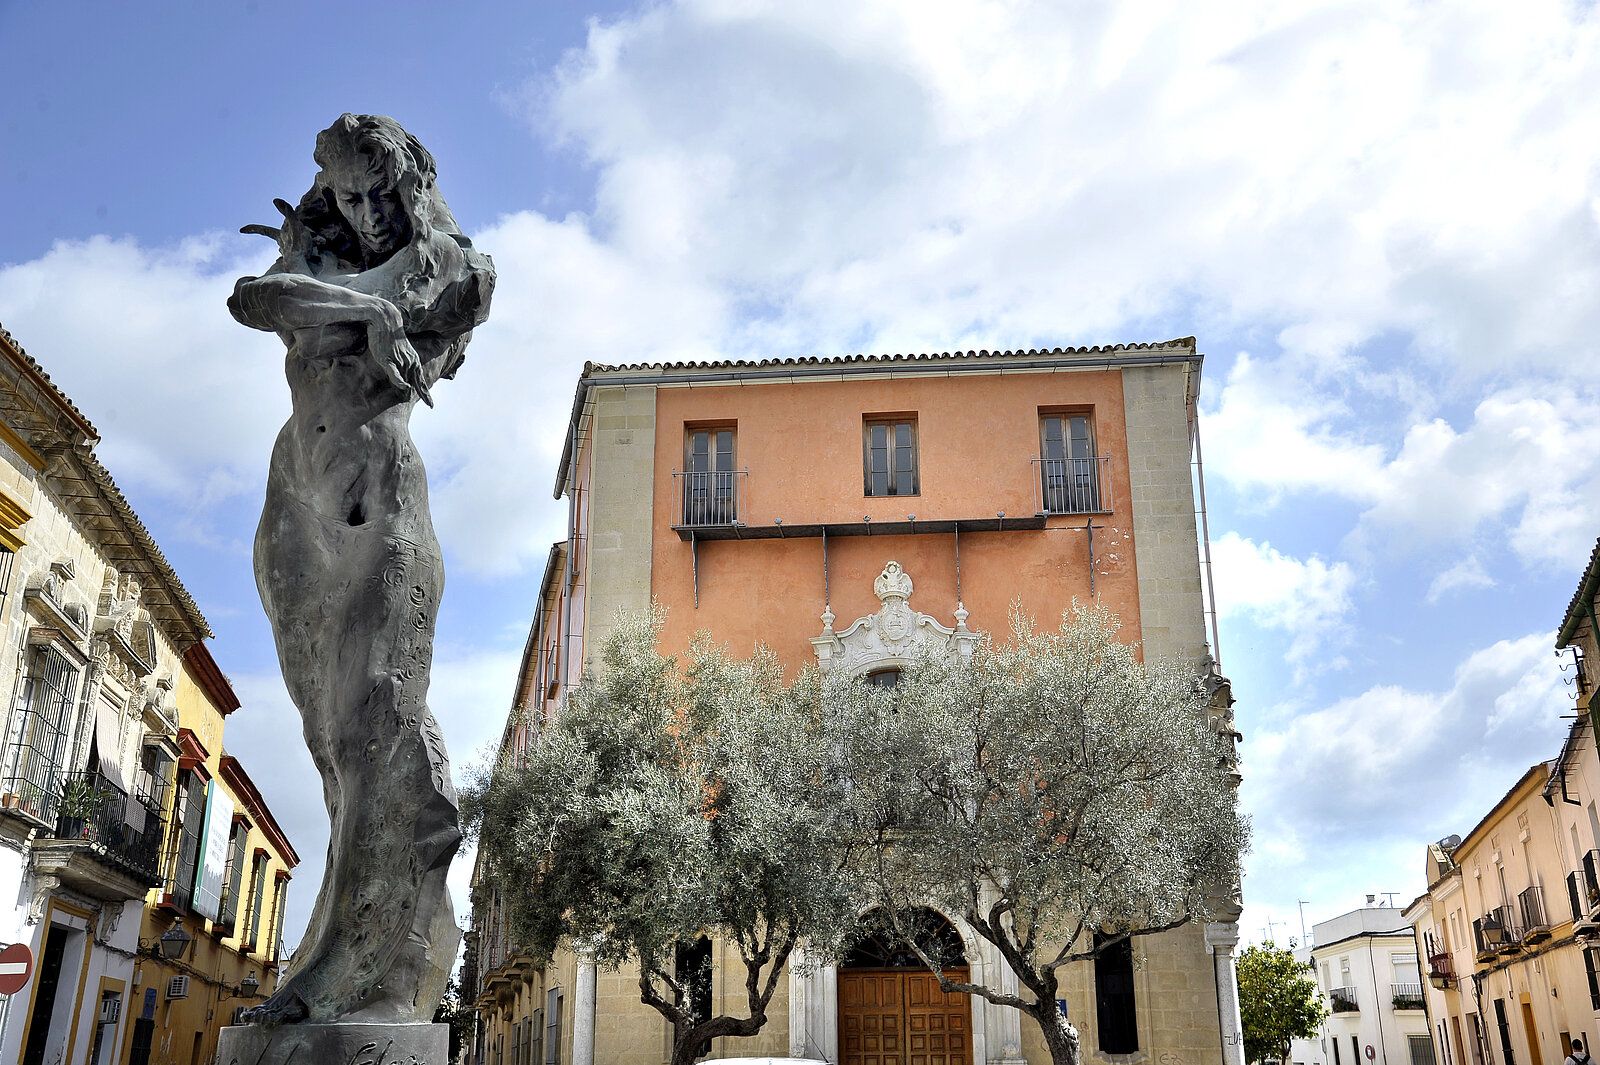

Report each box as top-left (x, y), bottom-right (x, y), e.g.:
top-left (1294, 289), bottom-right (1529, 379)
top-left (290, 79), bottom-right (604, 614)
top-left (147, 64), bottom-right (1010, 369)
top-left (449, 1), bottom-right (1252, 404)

top-left (1520, 885), bottom-right (1552, 942)
top-left (1034, 455), bottom-right (1111, 515)
top-left (1583, 851), bottom-right (1600, 917)
top-left (1427, 951), bottom-right (1454, 989)
top-left (1571, 870), bottom-right (1588, 924)
top-left (672, 469), bottom-right (746, 528)
top-left (1489, 906), bottom-right (1523, 952)
top-left (1392, 983), bottom-right (1425, 1010)
top-left (1329, 986), bottom-right (1359, 1013)
top-left (55, 770), bottom-right (166, 886)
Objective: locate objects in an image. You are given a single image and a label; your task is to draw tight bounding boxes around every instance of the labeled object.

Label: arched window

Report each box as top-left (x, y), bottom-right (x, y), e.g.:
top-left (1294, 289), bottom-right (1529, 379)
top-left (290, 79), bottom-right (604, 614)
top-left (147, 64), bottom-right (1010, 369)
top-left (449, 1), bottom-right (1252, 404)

top-left (1095, 933), bottom-right (1139, 1054)
top-left (865, 668), bottom-right (901, 688)
top-left (844, 908), bottom-right (966, 970)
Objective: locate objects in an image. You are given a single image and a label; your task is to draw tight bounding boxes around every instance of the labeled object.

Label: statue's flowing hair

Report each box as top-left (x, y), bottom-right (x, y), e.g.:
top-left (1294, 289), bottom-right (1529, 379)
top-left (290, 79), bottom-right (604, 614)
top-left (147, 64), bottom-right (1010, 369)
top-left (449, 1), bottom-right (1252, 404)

top-left (306, 113), bottom-right (468, 321)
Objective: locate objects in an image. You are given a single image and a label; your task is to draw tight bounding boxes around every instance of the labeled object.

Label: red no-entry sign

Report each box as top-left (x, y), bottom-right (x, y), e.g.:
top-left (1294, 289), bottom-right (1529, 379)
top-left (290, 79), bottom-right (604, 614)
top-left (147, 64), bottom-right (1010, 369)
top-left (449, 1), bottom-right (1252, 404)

top-left (0, 943), bottom-right (33, 995)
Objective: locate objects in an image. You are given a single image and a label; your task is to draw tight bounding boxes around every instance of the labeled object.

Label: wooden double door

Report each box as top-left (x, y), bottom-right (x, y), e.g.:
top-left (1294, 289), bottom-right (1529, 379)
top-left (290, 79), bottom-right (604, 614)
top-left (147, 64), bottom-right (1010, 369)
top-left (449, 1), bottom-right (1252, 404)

top-left (839, 968), bottom-right (973, 1065)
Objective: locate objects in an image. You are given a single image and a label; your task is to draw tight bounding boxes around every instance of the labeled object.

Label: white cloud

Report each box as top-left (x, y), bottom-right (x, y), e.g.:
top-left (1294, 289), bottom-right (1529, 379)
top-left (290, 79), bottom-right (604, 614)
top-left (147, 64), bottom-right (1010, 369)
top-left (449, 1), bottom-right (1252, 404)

top-left (533, 0), bottom-right (1600, 372)
top-left (1241, 632), bottom-right (1569, 940)
top-left (1425, 556), bottom-right (1496, 603)
top-left (1203, 356), bottom-right (1600, 573)
top-left (1209, 531), bottom-right (1355, 669)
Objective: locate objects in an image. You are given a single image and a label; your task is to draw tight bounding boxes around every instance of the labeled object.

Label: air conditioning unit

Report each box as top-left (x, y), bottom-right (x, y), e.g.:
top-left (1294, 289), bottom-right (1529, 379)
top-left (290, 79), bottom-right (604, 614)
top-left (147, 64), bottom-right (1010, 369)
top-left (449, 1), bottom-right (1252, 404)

top-left (166, 975), bottom-right (189, 1000)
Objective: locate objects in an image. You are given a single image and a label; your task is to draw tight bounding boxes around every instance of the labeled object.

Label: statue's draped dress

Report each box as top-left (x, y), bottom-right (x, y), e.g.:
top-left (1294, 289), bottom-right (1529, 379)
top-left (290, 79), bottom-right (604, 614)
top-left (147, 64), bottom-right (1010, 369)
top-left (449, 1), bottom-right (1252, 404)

top-left (240, 225), bottom-right (492, 1023)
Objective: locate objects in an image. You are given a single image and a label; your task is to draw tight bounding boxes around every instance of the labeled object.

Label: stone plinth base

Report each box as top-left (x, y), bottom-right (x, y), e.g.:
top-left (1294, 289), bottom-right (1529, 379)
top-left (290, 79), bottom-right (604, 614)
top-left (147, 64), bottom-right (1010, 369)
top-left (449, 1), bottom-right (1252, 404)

top-left (216, 1021), bottom-right (448, 1065)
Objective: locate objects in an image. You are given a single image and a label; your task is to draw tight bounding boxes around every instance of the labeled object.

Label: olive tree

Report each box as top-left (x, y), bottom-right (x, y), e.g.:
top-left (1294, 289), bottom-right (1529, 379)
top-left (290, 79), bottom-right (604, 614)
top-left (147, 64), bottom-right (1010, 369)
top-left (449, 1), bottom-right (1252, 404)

top-left (833, 605), bottom-right (1247, 1065)
top-left (1238, 942), bottom-right (1326, 1065)
top-left (462, 611), bottom-right (871, 1065)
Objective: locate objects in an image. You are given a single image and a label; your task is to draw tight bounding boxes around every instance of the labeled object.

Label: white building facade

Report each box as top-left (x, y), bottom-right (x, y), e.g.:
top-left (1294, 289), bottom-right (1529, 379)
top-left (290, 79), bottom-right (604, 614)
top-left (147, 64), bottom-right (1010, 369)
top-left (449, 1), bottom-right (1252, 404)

top-left (1291, 906), bottom-right (1434, 1065)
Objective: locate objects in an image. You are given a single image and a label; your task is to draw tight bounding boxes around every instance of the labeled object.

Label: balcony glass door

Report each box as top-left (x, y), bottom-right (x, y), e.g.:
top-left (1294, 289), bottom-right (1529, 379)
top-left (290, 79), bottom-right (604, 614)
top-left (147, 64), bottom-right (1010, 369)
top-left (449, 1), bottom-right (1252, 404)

top-left (685, 429), bottom-right (736, 525)
top-left (1041, 415), bottom-right (1098, 513)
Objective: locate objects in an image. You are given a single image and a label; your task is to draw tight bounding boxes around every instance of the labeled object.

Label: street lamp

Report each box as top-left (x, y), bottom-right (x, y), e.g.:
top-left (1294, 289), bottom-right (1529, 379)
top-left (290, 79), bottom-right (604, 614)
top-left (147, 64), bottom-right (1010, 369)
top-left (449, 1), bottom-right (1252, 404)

top-left (158, 923), bottom-right (192, 961)
top-left (240, 971), bottom-right (260, 998)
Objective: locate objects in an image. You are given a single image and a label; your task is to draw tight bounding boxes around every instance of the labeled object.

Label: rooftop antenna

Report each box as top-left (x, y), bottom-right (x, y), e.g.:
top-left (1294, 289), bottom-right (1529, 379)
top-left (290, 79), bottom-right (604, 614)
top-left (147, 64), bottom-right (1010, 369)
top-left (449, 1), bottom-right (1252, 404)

top-left (1263, 917), bottom-right (1284, 943)
top-left (1382, 892), bottom-right (1399, 908)
top-left (1298, 900), bottom-right (1311, 944)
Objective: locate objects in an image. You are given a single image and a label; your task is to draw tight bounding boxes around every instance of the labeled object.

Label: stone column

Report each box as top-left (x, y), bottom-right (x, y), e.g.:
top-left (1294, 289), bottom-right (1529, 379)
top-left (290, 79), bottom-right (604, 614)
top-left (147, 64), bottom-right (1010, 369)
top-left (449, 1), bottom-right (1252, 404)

top-left (1207, 921), bottom-right (1245, 1065)
top-left (789, 946), bottom-right (809, 1057)
top-left (573, 943), bottom-right (598, 1065)
top-left (988, 955), bottom-right (1027, 1065)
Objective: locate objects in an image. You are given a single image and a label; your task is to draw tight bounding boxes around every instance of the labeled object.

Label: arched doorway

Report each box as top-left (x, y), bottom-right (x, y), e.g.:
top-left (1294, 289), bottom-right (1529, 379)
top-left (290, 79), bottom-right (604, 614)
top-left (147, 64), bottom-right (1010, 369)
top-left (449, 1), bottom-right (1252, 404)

top-left (838, 909), bottom-right (973, 1065)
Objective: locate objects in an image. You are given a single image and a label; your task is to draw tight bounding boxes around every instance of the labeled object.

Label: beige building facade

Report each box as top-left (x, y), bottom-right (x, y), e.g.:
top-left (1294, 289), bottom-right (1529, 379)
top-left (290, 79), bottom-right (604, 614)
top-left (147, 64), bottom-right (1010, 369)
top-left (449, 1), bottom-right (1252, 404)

top-left (468, 342), bottom-right (1244, 1065)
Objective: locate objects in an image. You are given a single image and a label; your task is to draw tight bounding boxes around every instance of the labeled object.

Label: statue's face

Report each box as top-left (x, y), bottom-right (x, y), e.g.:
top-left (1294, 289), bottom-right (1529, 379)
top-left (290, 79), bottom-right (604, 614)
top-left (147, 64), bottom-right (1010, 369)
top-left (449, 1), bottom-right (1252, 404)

top-left (328, 163), bottom-right (411, 260)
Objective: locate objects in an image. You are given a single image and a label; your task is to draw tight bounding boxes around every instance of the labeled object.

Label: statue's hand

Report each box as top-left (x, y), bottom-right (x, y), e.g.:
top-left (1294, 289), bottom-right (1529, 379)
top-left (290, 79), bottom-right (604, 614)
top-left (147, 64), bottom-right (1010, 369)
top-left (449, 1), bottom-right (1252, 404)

top-left (366, 304), bottom-right (435, 407)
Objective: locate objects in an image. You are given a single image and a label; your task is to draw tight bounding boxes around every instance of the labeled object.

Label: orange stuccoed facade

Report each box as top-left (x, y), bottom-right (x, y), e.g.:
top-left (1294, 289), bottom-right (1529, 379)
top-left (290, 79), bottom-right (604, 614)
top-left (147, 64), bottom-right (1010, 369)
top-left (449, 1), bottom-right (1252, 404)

top-left (468, 340), bottom-right (1243, 1065)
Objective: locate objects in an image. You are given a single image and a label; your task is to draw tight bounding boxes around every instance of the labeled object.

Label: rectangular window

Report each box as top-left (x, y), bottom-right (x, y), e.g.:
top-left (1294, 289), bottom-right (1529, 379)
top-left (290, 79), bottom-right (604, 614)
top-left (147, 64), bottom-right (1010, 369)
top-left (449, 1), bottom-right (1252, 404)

top-left (1412, 1036), bottom-right (1441, 1065)
top-left (681, 427), bottom-right (738, 525)
top-left (1470, 1015), bottom-right (1487, 1065)
top-left (1495, 999), bottom-right (1516, 1065)
top-left (217, 821), bottom-right (248, 929)
top-left (1094, 933), bottom-right (1139, 1054)
top-left (1039, 413), bottom-right (1102, 513)
top-left (545, 988), bottom-right (563, 1065)
top-left (170, 771), bottom-right (207, 907)
top-left (1586, 947), bottom-right (1600, 1012)
top-left (2, 645), bottom-right (81, 823)
top-left (529, 1007), bottom-right (543, 1065)
top-left (246, 851), bottom-right (268, 950)
top-left (1334, 1034), bottom-right (1343, 1065)
top-left (511, 1016), bottom-right (522, 1065)
top-left (676, 937), bottom-right (713, 1058)
top-left (863, 417), bottom-right (918, 497)
top-left (266, 876), bottom-right (288, 962)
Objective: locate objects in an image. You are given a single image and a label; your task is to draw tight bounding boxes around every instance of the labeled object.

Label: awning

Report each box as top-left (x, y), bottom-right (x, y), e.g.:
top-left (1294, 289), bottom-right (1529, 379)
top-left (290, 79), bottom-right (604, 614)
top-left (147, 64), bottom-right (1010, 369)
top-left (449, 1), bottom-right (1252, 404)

top-left (93, 699), bottom-right (129, 795)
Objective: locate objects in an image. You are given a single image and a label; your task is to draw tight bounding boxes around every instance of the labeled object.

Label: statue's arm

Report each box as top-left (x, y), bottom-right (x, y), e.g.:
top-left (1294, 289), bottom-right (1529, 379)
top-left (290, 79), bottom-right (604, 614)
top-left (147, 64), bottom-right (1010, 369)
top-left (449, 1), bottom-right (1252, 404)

top-left (229, 270), bottom-right (431, 404)
top-left (228, 270), bottom-right (395, 334)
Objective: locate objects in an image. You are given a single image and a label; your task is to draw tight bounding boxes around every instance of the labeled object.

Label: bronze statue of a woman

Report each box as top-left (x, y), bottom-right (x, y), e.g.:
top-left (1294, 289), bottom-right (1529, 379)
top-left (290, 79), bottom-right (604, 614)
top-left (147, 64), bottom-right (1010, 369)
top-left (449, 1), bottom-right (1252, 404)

top-left (226, 114), bottom-right (494, 1041)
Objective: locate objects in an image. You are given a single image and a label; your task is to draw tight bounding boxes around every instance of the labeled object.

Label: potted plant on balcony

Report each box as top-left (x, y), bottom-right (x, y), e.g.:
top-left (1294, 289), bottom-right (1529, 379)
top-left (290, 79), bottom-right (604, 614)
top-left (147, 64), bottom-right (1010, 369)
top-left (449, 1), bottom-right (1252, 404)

top-left (58, 778), bottom-right (103, 840)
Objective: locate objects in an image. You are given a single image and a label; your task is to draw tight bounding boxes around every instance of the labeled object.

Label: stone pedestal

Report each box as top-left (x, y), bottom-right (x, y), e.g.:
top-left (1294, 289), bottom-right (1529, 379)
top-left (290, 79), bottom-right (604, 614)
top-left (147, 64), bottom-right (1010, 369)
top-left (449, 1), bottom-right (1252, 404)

top-left (216, 1021), bottom-right (449, 1065)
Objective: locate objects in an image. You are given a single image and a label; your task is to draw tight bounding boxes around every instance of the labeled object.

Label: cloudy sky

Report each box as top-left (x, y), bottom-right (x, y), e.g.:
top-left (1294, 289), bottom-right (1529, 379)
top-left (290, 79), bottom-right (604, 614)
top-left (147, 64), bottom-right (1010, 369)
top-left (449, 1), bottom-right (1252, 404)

top-left (3, 0), bottom-right (1597, 955)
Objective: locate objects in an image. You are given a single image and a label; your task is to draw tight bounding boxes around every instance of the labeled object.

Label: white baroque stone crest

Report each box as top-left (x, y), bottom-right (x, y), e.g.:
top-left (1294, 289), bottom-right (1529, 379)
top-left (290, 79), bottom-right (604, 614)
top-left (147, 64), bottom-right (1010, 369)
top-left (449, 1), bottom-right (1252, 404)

top-left (811, 561), bottom-right (977, 674)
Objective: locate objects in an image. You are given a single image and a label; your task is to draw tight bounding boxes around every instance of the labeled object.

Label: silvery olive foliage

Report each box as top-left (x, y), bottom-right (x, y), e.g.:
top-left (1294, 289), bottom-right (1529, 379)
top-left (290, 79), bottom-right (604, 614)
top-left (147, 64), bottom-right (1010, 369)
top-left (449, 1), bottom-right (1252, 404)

top-left (825, 604), bottom-right (1247, 1065)
top-left (462, 609), bottom-right (874, 1065)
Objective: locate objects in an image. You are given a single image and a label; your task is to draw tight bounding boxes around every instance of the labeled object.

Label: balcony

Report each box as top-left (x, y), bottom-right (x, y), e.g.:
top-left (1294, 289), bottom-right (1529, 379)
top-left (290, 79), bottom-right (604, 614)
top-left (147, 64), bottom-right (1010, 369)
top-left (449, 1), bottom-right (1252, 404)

top-left (672, 469), bottom-right (746, 529)
top-left (1392, 983), bottom-right (1425, 1010)
top-left (1330, 986), bottom-right (1359, 1013)
top-left (1034, 455), bottom-right (1112, 515)
top-left (1583, 851), bottom-right (1600, 918)
top-left (1427, 951), bottom-right (1454, 990)
top-left (1573, 870), bottom-right (1600, 937)
top-left (1491, 906), bottom-right (1524, 955)
top-left (31, 770), bottom-right (165, 901)
top-left (1520, 886), bottom-right (1553, 944)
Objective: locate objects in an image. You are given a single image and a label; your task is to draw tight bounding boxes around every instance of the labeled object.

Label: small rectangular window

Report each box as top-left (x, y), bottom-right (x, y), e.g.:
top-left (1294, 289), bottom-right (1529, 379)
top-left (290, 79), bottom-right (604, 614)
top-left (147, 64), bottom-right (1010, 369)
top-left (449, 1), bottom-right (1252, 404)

top-left (545, 988), bottom-right (563, 1065)
top-left (863, 417), bottom-right (918, 497)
